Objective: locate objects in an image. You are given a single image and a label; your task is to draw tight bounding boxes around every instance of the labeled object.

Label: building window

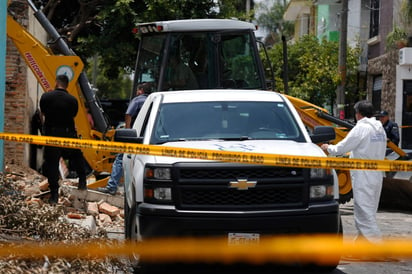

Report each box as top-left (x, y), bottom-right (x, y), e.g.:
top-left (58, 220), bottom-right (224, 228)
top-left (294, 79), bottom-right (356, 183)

top-left (299, 14), bottom-right (310, 37)
top-left (369, 0), bottom-right (380, 38)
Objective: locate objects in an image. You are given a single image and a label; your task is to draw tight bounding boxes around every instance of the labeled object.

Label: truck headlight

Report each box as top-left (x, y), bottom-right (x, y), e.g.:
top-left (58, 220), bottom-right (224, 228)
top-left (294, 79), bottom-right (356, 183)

top-left (154, 187), bottom-right (172, 201)
top-left (310, 168), bottom-right (327, 178)
top-left (310, 185), bottom-right (334, 199)
top-left (145, 167), bottom-right (171, 180)
top-left (144, 187), bottom-right (173, 202)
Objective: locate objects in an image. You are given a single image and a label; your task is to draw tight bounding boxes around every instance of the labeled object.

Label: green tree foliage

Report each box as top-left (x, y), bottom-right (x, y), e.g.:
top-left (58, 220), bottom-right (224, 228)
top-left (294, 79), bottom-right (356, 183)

top-left (142, 0), bottom-right (254, 22)
top-left (29, 0), bottom-right (250, 98)
top-left (255, 0), bottom-right (293, 45)
top-left (142, 0), bottom-right (218, 21)
top-left (86, 56), bottom-right (132, 100)
top-left (265, 35), bottom-right (361, 108)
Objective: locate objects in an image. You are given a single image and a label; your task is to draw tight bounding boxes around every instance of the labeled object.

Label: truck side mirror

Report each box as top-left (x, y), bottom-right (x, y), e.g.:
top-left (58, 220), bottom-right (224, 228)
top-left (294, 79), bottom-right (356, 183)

top-left (310, 126), bottom-right (336, 143)
top-left (114, 129), bottom-right (143, 144)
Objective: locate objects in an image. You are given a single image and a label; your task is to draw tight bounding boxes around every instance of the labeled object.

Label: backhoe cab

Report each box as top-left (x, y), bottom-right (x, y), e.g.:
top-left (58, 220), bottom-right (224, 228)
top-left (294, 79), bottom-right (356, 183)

top-left (132, 19), bottom-right (270, 92)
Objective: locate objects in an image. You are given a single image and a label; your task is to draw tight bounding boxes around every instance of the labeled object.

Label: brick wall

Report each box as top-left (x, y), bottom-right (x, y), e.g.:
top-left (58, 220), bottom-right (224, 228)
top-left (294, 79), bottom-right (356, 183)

top-left (5, 0), bottom-right (30, 165)
top-left (367, 50), bottom-right (398, 118)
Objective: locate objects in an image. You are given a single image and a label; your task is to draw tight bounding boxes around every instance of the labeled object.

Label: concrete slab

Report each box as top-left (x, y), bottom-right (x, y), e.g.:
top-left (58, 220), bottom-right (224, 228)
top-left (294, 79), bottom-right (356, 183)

top-left (65, 215), bottom-right (97, 234)
top-left (62, 185), bottom-right (124, 209)
top-left (106, 226), bottom-right (125, 240)
top-left (393, 171), bottom-right (412, 181)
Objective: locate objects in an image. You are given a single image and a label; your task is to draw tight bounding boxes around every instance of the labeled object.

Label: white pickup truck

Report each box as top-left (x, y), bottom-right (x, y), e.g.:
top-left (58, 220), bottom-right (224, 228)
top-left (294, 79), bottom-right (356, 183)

top-left (115, 89), bottom-right (341, 269)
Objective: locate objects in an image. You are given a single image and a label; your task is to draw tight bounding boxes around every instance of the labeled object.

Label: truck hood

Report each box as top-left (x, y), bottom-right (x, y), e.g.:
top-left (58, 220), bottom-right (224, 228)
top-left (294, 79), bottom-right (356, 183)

top-left (152, 139), bottom-right (326, 163)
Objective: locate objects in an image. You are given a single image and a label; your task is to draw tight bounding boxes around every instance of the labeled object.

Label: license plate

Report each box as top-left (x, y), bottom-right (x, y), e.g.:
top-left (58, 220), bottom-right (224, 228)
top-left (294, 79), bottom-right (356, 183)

top-left (228, 232), bottom-right (260, 245)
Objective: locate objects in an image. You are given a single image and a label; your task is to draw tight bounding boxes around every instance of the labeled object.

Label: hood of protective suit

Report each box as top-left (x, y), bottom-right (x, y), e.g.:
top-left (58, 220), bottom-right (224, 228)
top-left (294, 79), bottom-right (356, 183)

top-left (357, 116), bottom-right (383, 131)
top-left (326, 115), bottom-right (387, 160)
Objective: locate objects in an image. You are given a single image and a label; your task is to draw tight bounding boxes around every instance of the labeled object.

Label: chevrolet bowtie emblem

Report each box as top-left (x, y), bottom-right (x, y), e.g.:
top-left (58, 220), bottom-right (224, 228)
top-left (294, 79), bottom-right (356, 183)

top-left (229, 179), bottom-right (257, 190)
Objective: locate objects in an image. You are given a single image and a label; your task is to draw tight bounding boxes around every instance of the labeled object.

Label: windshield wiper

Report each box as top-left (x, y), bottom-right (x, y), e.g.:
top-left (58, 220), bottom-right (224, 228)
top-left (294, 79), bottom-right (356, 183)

top-left (155, 136), bottom-right (253, 144)
top-left (155, 138), bottom-right (188, 144)
top-left (220, 136), bottom-right (252, 141)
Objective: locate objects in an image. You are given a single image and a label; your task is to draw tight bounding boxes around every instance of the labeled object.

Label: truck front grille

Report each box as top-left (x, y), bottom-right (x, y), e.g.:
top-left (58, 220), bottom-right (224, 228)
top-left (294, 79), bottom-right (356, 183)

top-left (173, 163), bottom-right (307, 210)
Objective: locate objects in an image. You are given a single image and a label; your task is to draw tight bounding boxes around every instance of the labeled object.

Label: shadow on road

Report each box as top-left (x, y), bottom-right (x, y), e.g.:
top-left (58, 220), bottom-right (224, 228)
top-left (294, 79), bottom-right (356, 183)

top-left (135, 262), bottom-right (345, 274)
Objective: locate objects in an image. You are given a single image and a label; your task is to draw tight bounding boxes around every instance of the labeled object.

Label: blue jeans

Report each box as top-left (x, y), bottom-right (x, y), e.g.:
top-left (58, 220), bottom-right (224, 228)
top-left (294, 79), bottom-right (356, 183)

top-left (107, 154), bottom-right (123, 191)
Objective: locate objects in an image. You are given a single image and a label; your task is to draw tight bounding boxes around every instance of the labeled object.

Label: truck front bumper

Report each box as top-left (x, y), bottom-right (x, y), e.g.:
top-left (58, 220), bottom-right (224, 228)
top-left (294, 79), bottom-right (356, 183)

top-left (137, 201), bottom-right (340, 239)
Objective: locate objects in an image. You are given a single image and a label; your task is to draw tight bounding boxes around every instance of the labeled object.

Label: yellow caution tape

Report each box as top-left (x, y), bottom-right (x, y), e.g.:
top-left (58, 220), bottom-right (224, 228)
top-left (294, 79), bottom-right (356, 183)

top-left (0, 236), bottom-right (411, 263)
top-left (0, 132), bottom-right (411, 172)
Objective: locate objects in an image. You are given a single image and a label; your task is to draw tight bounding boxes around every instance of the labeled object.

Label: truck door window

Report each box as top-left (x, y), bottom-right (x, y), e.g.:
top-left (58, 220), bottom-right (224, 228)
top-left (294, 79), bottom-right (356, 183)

top-left (138, 103), bottom-right (153, 138)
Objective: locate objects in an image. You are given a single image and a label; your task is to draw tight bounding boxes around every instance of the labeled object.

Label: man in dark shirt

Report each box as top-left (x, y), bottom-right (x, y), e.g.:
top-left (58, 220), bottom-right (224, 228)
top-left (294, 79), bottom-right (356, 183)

top-left (376, 110), bottom-right (400, 155)
top-left (125, 83), bottom-right (151, 128)
top-left (40, 74), bottom-right (87, 204)
top-left (97, 83), bottom-right (150, 195)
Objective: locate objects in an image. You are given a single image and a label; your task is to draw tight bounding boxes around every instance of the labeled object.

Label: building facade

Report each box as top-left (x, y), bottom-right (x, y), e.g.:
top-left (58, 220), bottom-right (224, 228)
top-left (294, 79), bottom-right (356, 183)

top-left (6, 0), bottom-right (44, 167)
top-left (285, 0), bottom-right (411, 149)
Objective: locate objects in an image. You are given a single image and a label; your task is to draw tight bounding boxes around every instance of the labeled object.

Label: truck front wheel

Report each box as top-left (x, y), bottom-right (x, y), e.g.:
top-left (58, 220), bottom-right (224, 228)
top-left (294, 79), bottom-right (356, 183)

top-left (124, 197), bottom-right (138, 240)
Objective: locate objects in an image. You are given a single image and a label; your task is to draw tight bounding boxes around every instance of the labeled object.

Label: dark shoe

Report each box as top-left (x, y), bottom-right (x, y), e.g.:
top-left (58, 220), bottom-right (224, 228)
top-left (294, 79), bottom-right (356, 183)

top-left (97, 187), bottom-right (116, 195)
top-left (78, 185), bottom-right (87, 190)
top-left (49, 192), bottom-right (59, 204)
top-left (78, 181), bottom-right (87, 190)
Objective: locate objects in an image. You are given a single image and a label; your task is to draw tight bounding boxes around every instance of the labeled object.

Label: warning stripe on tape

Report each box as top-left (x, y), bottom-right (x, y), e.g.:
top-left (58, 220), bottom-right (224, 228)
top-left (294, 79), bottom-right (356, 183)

top-left (0, 132), bottom-right (411, 172)
top-left (0, 236), bottom-right (411, 263)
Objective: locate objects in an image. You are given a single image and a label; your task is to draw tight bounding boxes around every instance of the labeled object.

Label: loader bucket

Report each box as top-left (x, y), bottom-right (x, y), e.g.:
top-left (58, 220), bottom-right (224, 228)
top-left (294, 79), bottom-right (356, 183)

top-left (380, 176), bottom-right (412, 212)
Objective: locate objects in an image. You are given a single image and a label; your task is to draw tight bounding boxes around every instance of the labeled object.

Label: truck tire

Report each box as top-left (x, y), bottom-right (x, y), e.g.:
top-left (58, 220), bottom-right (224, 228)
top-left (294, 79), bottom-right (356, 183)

top-left (124, 195), bottom-right (138, 240)
top-left (307, 215), bottom-right (343, 272)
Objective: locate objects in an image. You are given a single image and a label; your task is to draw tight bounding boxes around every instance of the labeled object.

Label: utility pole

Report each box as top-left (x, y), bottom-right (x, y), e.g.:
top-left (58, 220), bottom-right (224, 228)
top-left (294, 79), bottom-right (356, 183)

top-left (246, 0), bottom-right (251, 17)
top-left (337, 0), bottom-right (348, 119)
top-left (282, 35), bottom-right (289, 94)
top-left (0, 0), bottom-right (7, 171)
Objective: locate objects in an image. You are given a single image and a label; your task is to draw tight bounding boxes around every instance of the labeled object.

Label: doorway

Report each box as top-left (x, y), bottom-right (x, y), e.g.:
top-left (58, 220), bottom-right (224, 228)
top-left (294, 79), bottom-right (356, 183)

top-left (402, 80), bottom-right (412, 149)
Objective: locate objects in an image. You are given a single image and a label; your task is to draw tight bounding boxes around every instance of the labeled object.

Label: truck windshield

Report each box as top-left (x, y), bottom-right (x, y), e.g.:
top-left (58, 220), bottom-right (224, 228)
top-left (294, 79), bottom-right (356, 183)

top-left (150, 101), bottom-right (305, 144)
top-left (134, 31), bottom-right (265, 92)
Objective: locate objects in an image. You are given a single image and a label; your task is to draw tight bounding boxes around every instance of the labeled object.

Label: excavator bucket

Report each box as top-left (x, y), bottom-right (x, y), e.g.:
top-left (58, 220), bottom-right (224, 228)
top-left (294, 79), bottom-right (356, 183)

top-left (380, 149), bottom-right (412, 211)
top-left (381, 177), bottom-right (412, 211)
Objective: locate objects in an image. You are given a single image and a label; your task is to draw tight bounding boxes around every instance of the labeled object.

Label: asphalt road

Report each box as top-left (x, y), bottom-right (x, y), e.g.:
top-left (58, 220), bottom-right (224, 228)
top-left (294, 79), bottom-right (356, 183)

top-left (167, 200), bottom-right (412, 274)
top-left (333, 200), bottom-right (412, 274)
top-left (112, 198), bottom-right (412, 274)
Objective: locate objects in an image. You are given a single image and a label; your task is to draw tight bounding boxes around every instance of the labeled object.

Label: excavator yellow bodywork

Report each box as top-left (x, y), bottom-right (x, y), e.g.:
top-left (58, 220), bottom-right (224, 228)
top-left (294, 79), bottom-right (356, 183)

top-left (7, 13), bottom-right (116, 187)
top-left (286, 94), bottom-right (412, 208)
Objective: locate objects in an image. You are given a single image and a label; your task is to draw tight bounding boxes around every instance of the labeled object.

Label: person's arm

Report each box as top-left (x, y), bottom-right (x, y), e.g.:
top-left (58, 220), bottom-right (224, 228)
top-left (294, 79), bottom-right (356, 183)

top-left (125, 114), bottom-right (132, 129)
top-left (322, 126), bottom-right (362, 156)
top-left (390, 122), bottom-right (400, 146)
top-left (125, 99), bottom-right (137, 129)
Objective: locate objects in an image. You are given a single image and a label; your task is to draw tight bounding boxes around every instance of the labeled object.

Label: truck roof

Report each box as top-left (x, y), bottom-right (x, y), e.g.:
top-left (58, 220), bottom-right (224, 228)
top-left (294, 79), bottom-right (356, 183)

top-left (150, 89), bottom-right (285, 104)
top-left (137, 19), bottom-right (257, 33)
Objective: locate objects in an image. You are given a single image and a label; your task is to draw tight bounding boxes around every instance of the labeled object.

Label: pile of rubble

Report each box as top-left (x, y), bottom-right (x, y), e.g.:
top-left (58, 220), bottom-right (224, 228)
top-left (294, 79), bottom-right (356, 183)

top-left (0, 164), bottom-right (132, 273)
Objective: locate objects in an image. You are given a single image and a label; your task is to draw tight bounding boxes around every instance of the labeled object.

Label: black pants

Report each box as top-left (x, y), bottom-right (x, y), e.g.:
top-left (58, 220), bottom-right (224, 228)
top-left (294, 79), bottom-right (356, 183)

top-left (43, 127), bottom-right (87, 192)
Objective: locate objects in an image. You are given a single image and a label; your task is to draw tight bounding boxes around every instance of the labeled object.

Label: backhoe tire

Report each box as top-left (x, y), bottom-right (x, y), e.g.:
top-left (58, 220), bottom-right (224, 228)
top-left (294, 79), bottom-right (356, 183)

top-left (339, 190), bottom-right (353, 204)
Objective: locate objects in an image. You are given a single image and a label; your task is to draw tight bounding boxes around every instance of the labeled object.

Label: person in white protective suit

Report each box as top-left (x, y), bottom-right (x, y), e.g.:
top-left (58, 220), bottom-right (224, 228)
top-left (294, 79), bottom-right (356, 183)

top-left (321, 100), bottom-right (387, 243)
